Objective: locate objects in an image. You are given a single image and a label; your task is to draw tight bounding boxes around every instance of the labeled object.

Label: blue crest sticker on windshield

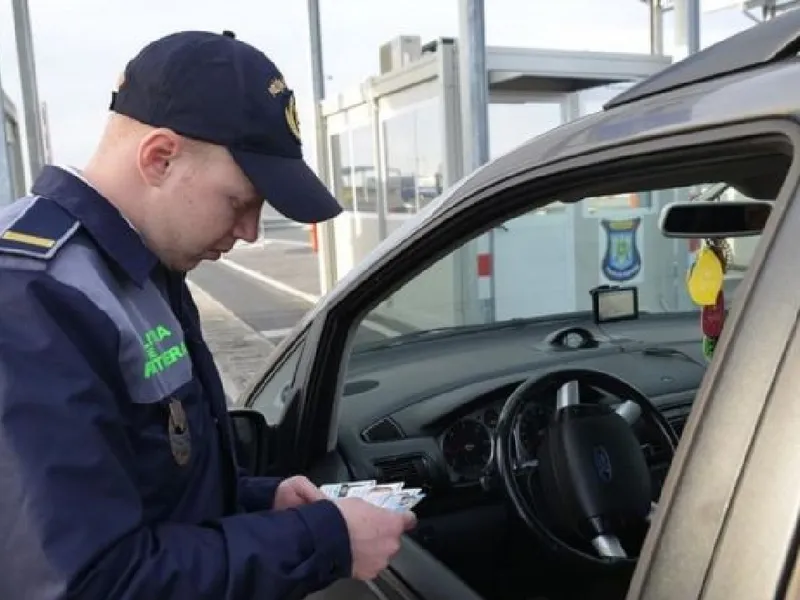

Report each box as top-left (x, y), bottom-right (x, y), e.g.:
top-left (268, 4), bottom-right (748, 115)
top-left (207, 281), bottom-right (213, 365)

top-left (599, 218), bottom-right (642, 284)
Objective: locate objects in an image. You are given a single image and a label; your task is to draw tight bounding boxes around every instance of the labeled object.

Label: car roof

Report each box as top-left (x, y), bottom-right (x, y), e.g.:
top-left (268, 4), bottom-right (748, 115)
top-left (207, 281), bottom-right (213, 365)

top-left (445, 8), bottom-right (800, 209)
top-left (459, 61), bottom-right (794, 190)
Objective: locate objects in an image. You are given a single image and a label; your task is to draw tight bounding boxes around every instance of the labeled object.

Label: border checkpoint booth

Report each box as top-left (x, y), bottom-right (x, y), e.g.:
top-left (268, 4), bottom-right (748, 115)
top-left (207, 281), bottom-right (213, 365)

top-left (316, 37), bottom-right (700, 330)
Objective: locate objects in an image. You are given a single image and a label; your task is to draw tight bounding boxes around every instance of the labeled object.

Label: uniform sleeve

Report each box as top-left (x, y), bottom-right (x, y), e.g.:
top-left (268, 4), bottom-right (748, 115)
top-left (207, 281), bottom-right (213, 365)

top-left (0, 271), bottom-right (352, 600)
top-left (239, 474), bottom-right (283, 511)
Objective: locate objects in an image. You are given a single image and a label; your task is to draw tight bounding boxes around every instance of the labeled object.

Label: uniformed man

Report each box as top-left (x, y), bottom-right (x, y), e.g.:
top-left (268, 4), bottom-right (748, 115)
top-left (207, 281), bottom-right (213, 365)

top-left (0, 31), bottom-right (415, 599)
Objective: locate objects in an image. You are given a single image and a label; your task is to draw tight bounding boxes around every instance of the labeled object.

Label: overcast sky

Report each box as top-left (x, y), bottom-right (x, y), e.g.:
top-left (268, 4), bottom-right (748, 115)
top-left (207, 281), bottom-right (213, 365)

top-left (0, 0), bottom-right (756, 181)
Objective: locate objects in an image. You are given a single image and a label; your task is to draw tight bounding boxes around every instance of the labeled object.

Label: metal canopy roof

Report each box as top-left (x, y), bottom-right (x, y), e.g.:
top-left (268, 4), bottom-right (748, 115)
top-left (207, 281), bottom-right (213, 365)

top-left (321, 41), bottom-right (673, 116)
top-left (486, 46), bottom-right (672, 94)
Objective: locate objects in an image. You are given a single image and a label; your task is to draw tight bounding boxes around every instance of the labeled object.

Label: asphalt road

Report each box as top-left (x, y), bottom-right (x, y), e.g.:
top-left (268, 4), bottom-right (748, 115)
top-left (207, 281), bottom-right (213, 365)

top-left (189, 258), bottom-right (313, 345)
top-left (189, 219), bottom-right (318, 339)
top-left (186, 220), bottom-right (402, 405)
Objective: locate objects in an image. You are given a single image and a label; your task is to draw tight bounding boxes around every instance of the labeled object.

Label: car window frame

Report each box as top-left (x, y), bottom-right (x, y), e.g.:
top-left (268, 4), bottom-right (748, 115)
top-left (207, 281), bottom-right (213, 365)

top-left (282, 119), bottom-right (800, 596)
top-left (243, 326), bottom-right (309, 414)
top-left (246, 335), bottom-right (306, 424)
top-left (299, 118), bottom-right (796, 453)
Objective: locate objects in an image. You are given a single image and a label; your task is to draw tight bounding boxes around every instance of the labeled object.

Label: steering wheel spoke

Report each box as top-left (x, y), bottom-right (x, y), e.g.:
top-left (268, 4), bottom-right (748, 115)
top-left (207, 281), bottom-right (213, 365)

top-left (556, 380), bottom-right (581, 410)
top-left (615, 400), bottom-right (642, 424)
top-left (646, 501), bottom-right (658, 523)
top-left (591, 534), bottom-right (628, 559)
top-left (513, 457), bottom-right (539, 476)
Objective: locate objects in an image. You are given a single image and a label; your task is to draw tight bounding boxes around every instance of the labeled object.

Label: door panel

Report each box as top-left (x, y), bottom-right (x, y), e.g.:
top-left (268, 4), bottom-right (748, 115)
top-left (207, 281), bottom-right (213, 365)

top-left (388, 536), bottom-right (483, 600)
top-left (307, 536), bottom-right (483, 600)
top-left (307, 578), bottom-right (386, 600)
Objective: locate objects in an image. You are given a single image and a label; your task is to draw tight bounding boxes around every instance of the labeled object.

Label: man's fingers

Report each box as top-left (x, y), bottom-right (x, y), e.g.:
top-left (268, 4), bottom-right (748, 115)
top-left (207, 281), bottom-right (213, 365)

top-left (401, 511), bottom-right (417, 531)
top-left (298, 478), bottom-right (326, 501)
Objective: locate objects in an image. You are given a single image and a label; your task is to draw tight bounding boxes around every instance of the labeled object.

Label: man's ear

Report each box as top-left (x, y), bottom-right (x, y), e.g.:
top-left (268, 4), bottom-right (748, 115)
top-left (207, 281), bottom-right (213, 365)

top-left (137, 129), bottom-right (182, 186)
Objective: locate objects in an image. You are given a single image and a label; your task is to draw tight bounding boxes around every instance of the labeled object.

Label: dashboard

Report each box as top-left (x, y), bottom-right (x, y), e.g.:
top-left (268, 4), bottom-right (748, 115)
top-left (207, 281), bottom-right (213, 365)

top-left (337, 312), bottom-right (706, 509)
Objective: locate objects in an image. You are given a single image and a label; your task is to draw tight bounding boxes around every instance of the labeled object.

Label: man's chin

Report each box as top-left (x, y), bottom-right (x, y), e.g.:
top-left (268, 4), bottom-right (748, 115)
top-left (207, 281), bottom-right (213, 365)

top-left (169, 251), bottom-right (222, 272)
top-left (201, 250), bottom-right (223, 261)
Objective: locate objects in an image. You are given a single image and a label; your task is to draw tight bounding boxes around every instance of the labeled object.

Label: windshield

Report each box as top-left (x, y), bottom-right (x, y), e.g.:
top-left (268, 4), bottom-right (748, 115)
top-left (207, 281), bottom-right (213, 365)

top-left (351, 183), bottom-right (762, 352)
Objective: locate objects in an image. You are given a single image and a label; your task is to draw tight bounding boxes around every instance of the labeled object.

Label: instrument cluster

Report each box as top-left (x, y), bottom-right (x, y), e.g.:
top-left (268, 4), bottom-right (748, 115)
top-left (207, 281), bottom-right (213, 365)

top-left (438, 397), bottom-right (552, 483)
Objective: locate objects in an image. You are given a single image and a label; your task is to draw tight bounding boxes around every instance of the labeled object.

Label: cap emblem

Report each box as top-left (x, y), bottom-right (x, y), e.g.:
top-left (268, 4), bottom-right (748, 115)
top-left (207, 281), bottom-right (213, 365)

top-left (267, 77), bottom-right (287, 97)
top-left (285, 94), bottom-right (301, 143)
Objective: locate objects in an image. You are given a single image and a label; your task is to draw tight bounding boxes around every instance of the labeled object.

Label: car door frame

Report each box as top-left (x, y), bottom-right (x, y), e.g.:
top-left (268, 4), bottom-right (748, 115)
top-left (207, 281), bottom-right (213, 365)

top-left (242, 116), bottom-right (800, 598)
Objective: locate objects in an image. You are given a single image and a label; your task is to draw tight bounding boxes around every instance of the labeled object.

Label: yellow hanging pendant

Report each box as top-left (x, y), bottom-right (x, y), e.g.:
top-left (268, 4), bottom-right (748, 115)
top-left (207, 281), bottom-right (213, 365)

top-left (687, 246), bottom-right (724, 306)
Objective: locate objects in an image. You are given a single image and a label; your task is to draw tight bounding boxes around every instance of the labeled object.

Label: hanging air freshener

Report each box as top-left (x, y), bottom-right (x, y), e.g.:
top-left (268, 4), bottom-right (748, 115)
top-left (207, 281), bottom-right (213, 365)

top-left (701, 290), bottom-right (725, 360)
top-left (697, 239), bottom-right (731, 361)
top-left (686, 244), bottom-right (725, 306)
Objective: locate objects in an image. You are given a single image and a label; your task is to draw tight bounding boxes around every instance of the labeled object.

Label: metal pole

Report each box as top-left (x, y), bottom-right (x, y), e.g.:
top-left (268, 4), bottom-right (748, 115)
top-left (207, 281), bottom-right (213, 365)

top-left (649, 0), bottom-right (664, 56)
top-left (458, 0), bottom-right (494, 323)
top-left (40, 100), bottom-right (52, 163)
top-left (12, 0), bottom-right (46, 180)
top-left (685, 0), bottom-right (701, 55)
top-left (307, 0), bottom-right (337, 294)
top-left (0, 76), bottom-right (15, 206)
top-left (673, 0), bottom-right (701, 60)
top-left (458, 0), bottom-right (490, 171)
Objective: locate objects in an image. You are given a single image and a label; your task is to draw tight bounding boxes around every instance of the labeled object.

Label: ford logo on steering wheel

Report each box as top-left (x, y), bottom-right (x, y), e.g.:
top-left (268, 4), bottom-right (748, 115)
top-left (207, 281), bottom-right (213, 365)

top-left (593, 445), bottom-right (613, 483)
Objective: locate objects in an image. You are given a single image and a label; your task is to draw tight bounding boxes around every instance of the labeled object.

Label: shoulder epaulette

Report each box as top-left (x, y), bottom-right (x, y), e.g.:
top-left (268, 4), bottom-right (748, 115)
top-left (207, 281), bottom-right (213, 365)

top-left (0, 197), bottom-right (80, 260)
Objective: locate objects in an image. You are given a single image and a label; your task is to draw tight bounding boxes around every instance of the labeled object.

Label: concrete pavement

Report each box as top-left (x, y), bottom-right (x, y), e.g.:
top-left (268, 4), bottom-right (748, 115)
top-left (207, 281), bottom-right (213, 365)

top-left (191, 238), bottom-right (320, 340)
top-left (186, 229), bottom-right (321, 404)
top-left (187, 280), bottom-right (275, 403)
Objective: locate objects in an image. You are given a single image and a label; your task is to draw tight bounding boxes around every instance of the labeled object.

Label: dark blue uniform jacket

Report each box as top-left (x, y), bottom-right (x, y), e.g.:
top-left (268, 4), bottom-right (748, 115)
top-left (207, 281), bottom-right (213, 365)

top-left (0, 166), bottom-right (351, 599)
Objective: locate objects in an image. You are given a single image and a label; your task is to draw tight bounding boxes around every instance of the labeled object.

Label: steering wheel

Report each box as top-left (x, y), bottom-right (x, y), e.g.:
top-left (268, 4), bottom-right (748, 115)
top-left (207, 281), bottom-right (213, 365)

top-left (493, 368), bottom-right (678, 568)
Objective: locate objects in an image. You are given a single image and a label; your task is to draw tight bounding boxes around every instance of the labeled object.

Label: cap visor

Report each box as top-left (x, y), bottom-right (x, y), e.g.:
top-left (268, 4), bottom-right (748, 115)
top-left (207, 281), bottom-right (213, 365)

top-left (230, 149), bottom-right (343, 224)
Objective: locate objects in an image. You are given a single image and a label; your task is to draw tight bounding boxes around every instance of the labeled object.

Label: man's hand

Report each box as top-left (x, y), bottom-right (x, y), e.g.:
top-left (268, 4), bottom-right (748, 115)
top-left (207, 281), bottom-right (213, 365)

top-left (335, 497), bottom-right (417, 580)
top-left (273, 475), bottom-right (326, 510)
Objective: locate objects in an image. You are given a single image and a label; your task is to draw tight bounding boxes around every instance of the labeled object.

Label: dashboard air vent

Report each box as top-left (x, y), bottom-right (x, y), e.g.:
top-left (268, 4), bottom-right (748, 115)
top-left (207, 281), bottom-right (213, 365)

top-left (361, 417), bottom-right (405, 443)
top-left (344, 379), bottom-right (380, 396)
top-left (373, 454), bottom-right (431, 488)
top-left (361, 418), bottom-right (404, 443)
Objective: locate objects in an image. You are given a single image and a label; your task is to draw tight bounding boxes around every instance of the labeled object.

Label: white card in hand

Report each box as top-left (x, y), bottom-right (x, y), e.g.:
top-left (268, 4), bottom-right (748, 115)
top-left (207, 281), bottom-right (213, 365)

top-left (320, 479), bottom-right (425, 513)
top-left (320, 480), bottom-right (376, 499)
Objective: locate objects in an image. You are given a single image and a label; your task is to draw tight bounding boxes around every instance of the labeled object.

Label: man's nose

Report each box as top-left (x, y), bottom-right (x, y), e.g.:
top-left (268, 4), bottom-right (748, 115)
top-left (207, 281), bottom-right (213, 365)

top-left (233, 210), bottom-right (260, 243)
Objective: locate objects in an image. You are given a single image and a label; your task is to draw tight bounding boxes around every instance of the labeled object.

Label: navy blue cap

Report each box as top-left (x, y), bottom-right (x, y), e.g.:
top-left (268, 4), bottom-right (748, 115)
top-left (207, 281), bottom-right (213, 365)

top-left (110, 30), bottom-right (342, 224)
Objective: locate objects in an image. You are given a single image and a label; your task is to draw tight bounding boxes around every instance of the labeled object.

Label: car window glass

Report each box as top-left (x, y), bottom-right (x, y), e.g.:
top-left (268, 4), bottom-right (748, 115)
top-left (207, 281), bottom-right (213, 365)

top-left (249, 340), bottom-right (304, 425)
top-left (349, 183), bottom-right (763, 352)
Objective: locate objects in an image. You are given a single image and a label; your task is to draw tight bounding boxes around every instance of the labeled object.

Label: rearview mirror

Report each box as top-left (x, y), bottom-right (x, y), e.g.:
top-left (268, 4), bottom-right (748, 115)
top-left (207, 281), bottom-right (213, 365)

top-left (659, 200), bottom-right (771, 238)
top-left (228, 408), bottom-right (271, 477)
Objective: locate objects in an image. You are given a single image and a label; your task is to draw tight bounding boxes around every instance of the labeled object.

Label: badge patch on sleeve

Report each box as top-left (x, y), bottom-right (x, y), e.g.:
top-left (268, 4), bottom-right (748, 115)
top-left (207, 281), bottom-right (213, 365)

top-left (0, 197), bottom-right (79, 260)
